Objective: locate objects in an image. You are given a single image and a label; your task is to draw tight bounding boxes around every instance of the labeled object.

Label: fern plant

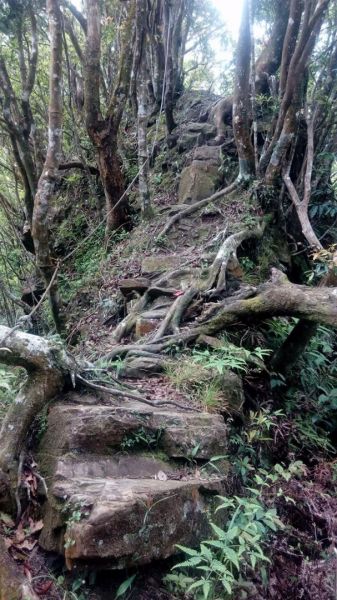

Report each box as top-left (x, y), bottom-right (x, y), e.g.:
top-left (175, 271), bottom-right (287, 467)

top-left (166, 484), bottom-right (283, 599)
top-left (192, 343), bottom-right (271, 375)
top-left (166, 460), bottom-right (307, 599)
top-left (0, 366), bottom-right (22, 423)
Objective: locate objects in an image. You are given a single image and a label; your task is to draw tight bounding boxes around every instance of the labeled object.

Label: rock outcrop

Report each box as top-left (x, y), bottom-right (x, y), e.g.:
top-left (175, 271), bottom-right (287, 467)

top-left (178, 145), bottom-right (223, 204)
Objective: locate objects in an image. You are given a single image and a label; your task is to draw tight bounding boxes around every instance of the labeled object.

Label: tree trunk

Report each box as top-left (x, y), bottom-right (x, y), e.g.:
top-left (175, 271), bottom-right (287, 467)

top-left (0, 326), bottom-right (68, 480)
top-left (202, 270), bottom-right (337, 335)
top-left (136, 0), bottom-right (152, 218)
top-left (85, 0), bottom-right (135, 237)
top-left (32, 0), bottom-right (65, 333)
top-left (96, 130), bottom-right (127, 232)
top-left (233, 0), bottom-right (255, 180)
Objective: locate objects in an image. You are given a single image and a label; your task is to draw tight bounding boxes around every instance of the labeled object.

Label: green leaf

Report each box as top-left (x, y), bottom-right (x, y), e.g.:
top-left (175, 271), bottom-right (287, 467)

top-left (115, 574), bottom-right (136, 598)
top-left (200, 544), bottom-right (213, 562)
top-left (224, 548), bottom-right (240, 570)
top-left (173, 556), bottom-right (203, 569)
top-left (203, 581), bottom-right (211, 599)
top-left (188, 580), bottom-right (204, 592)
top-left (176, 545), bottom-right (200, 557)
top-left (222, 579), bottom-right (233, 594)
top-left (226, 525), bottom-right (239, 541)
top-left (210, 522), bottom-right (226, 539)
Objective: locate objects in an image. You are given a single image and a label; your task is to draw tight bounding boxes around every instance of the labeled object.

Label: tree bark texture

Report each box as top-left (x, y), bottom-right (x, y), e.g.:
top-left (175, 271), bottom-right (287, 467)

top-left (260, 0), bottom-right (330, 179)
top-left (0, 327), bottom-right (67, 477)
top-left (32, 0), bottom-right (64, 333)
top-left (203, 270), bottom-right (337, 334)
top-left (136, 0), bottom-right (152, 218)
top-left (233, 0), bottom-right (255, 180)
top-left (85, 0), bottom-right (136, 236)
top-left (163, 0), bottom-right (186, 133)
top-left (0, 5), bottom-right (38, 224)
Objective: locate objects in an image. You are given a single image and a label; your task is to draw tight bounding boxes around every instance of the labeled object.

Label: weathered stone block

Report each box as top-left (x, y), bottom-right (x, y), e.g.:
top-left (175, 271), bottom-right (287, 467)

top-left (141, 255), bottom-right (181, 274)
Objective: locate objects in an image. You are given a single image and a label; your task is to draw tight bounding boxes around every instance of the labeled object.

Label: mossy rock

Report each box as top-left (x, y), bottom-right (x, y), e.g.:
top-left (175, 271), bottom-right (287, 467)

top-left (178, 162), bottom-right (221, 204)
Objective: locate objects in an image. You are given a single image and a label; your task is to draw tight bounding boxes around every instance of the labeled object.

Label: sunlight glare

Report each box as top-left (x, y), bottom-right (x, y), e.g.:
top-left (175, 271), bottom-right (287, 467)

top-left (210, 0), bottom-right (244, 38)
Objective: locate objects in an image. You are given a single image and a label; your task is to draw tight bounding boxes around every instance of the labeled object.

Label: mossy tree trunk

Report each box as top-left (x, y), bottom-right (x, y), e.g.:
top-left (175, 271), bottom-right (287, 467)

top-left (0, 326), bottom-right (71, 485)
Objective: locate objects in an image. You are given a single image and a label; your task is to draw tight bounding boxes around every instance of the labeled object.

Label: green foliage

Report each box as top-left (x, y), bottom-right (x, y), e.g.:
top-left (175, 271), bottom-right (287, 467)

top-left (58, 226), bottom-right (106, 302)
top-left (167, 478), bottom-right (283, 599)
top-left (192, 342), bottom-right (271, 374)
top-left (306, 245), bottom-right (337, 283)
top-left (265, 319), bottom-right (337, 454)
top-left (166, 341), bottom-right (270, 411)
top-left (165, 359), bottom-right (225, 410)
top-left (62, 501), bottom-right (90, 550)
top-left (0, 366), bottom-right (24, 424)
top-left (167, 456), bottom-right (307, 599)
top-left (115, 574), bottom-right (137, 598)
top-left (120, 427), bottom-right (163, 452)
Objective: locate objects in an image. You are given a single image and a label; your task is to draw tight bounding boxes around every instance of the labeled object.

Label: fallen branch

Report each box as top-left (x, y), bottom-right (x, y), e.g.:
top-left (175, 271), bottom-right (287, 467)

top-left (201, 269), bottom-right (337, 332)
top-left (103, 270), bottom-right (337, 362)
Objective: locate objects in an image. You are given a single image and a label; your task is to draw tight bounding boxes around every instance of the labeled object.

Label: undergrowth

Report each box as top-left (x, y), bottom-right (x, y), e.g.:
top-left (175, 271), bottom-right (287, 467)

top-left (165, 339), bottom-right (270, 411)
top-left (0, 366), bottom-right (23, 424)
top-left (166, 321), bottom-right (337, 599)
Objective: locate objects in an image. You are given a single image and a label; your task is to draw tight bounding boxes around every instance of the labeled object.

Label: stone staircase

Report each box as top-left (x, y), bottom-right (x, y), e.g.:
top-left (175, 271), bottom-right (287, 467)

top-left (38, 393), bottom-right (228, 570)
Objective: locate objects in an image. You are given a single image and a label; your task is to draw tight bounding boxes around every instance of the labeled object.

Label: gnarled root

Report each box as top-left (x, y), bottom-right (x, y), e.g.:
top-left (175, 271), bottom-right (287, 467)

top-left (157, 181), bottom-right (239, 239)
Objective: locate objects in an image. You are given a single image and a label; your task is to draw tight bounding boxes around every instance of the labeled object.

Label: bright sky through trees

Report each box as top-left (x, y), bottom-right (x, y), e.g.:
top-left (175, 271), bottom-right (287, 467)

top-left (211, 0), bottom-right (244, 37)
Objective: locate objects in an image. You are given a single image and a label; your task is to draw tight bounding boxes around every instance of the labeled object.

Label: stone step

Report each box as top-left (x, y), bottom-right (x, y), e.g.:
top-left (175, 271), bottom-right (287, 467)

top-left (40, 472), bottom-right (224, 568)
top-left (39, 399), bottom-right (227, 464)
top-left (53, 454), bottom-right (175, 481)
top-left (38, 395), bottom-right (228, 570)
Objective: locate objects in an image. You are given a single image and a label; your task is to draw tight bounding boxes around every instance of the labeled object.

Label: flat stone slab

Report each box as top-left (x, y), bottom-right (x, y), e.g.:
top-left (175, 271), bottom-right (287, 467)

top-left (41, 475), bottom-right (224, 568)
top-left (141, 255), bottom-right (181, 274)
top-left (52, 454), bottom-right (175, 481)
top-left (39, 401), bottom-right (227, 463)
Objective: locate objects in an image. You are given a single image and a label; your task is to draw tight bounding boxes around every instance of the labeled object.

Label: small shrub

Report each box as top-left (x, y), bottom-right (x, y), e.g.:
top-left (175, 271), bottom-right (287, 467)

top-left (166, 477), bottom-right (283, 599)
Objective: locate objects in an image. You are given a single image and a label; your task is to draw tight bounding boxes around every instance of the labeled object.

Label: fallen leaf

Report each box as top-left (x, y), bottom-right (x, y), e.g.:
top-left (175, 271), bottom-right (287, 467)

top-left (4, 537), bottom-right (13, 549)
top-left (15, 539), bottom-right (37, 552)
top-left (0, 512), bottom-right (15, 528)
top-left (34, 580), bottom-right (53, 595)
top-left (14, 522), bottom-right (25, 543)
top-left (28, 519), bottom-right (44, 534)
top-left (23, 564), bottom-right (32, 581)
top-left (9, 548), bottom-right (27, 562)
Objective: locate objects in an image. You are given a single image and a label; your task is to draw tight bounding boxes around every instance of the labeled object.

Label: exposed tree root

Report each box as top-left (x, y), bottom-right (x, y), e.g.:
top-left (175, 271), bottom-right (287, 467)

top-left (76, 374), bottom-right (196, 411)
top-left (202, 223), bottom-right (265, 294)
top-left (103, 269), bottom-right (337, 362)
top-left (157, 180), bottom-right (239, 238)
top-left (3, 222), bottom-right (337, 506)
top-left (0, 326), bottom-right (71, 477)
top-left (171, 287), bottom-right (198, 332)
